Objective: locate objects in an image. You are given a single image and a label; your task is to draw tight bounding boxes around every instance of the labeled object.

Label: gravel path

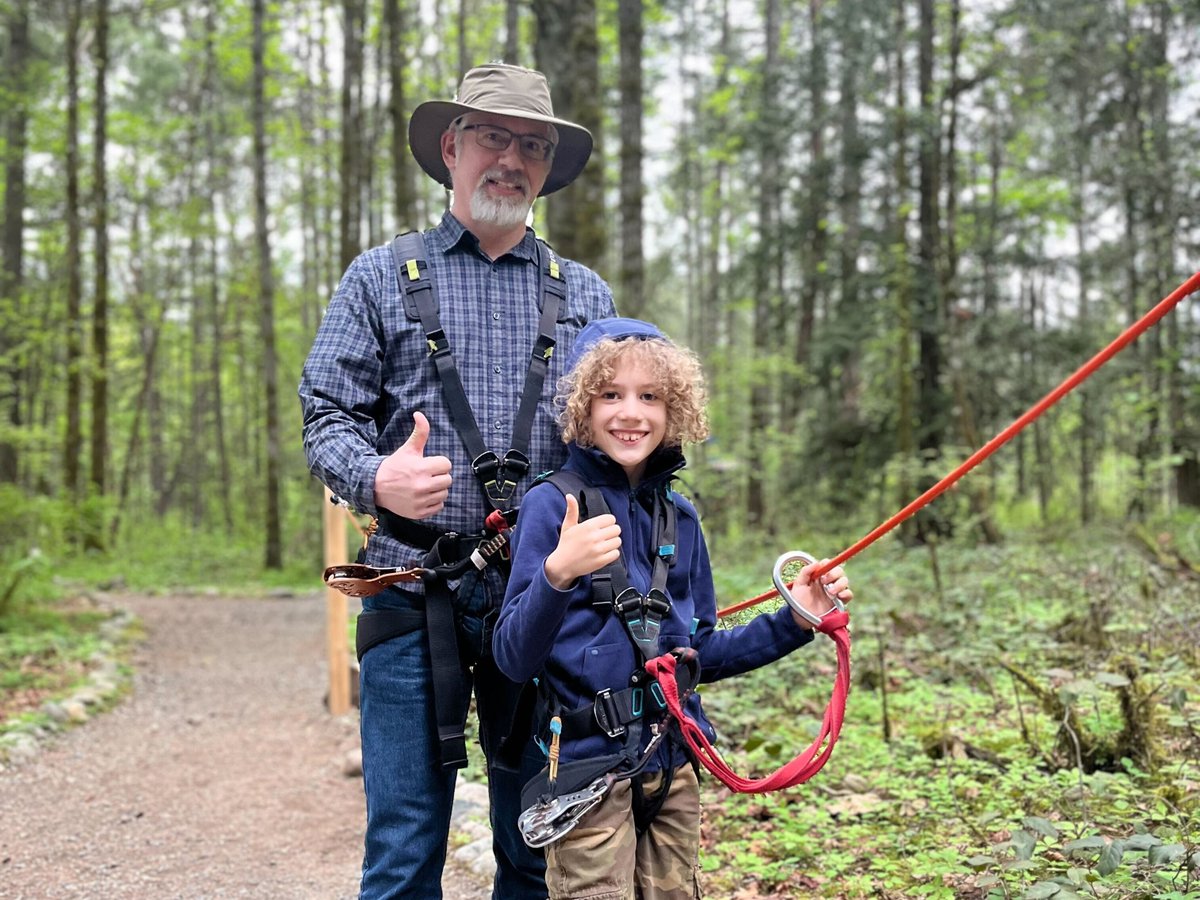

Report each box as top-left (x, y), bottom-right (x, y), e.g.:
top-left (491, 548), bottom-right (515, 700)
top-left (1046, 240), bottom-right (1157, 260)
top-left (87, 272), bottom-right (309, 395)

top-left (0, 592), bottom-right (492, 900)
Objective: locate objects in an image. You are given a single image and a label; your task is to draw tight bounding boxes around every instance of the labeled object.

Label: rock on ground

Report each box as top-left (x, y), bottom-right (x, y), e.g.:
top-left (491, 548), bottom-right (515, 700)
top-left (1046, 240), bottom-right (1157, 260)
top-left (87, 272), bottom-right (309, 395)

top-left (0, 592), bottom-right (491, 900)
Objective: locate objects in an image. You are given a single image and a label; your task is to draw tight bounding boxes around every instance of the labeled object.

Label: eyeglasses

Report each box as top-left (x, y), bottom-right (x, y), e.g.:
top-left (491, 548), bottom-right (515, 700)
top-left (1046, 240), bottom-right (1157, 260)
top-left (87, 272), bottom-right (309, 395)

top-left (460, 124), bottom-right (556, 162)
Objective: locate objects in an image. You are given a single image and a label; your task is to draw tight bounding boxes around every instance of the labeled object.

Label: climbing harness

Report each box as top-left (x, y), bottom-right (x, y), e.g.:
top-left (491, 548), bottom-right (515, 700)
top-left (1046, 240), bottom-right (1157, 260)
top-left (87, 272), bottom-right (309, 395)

top-left (323, 229), bottom-right (568, 769)
top-left (514, 470), bottom-right (694, 848)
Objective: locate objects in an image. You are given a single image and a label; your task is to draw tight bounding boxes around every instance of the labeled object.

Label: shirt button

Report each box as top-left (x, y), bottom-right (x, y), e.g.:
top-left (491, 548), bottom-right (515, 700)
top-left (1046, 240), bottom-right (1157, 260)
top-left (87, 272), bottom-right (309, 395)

top-left (590, 649), bottom-right (599, 656)
top-left (494, 420), bottom-right (503, 430)
top-left (492, 312), bottom-right (500, 321)
top-left (493, 365), bottom-right (501, 374)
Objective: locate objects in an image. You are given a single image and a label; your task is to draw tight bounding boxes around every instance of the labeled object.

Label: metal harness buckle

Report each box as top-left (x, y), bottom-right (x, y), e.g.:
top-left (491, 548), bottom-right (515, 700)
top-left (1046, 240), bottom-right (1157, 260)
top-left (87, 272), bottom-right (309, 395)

top-left (517, 776), bottom-right (613, 849)
top-left (593, 688), bottom-right (627, 738)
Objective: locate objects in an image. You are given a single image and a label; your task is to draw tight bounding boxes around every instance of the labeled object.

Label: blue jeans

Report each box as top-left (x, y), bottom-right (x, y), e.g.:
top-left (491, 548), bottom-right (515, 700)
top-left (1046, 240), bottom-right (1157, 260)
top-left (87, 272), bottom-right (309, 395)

top-left (358, 587), bottom-right (548, 899)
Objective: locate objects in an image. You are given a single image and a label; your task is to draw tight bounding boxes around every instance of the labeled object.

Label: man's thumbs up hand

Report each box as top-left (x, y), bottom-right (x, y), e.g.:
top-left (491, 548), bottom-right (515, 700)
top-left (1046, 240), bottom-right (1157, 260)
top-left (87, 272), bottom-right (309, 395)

top-left (544, 494), bottom-right (622, 591)
top-left (374, 411), bottom-right (453, 519)
top-left (399, 409), bottom-right (431, 455)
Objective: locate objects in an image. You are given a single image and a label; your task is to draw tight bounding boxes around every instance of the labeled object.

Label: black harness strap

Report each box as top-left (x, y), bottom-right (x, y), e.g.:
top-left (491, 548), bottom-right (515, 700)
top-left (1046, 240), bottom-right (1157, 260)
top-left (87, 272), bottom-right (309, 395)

top-left (421, 536), bottom-right (472, 769)
top-left (389, 231), bottom-right (564, 510)
top-left (356, 607), bottom-right (426, 661)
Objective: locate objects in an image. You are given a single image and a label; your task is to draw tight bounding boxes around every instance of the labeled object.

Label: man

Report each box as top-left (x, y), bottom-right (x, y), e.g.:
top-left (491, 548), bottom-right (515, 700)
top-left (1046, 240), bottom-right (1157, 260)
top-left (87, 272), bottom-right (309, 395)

top-left (299, 63), bottom-right (616, 899)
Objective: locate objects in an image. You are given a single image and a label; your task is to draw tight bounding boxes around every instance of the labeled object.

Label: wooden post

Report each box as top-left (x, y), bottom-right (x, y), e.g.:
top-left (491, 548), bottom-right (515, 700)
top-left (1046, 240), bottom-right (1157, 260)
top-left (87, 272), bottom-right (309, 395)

top-left (323, 486), bottom-right (351, 715)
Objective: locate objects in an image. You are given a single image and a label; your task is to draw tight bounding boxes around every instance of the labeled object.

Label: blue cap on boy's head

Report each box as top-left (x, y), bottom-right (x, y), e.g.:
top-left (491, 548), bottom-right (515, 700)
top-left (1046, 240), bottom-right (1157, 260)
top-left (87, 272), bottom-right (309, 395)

top-left (566, 317), bottom-right (668, 373)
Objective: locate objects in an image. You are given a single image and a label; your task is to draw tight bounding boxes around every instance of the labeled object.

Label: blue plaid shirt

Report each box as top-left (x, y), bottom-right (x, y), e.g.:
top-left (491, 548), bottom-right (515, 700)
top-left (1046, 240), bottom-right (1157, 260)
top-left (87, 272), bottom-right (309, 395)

top-left (299, 212), bottom-right (616, 598)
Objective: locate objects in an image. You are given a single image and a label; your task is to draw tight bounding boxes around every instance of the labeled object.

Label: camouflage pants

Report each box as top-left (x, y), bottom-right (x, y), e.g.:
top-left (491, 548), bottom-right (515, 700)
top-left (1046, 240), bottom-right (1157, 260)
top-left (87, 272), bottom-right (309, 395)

top-left (544, 764), bottom-right (703, 900)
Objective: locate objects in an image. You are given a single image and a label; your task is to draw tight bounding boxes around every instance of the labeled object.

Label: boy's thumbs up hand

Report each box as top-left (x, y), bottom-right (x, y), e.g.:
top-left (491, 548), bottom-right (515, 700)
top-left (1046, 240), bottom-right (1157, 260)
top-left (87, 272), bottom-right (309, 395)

top-left (373, 411), bottom-right (454, 519)
top-left (544, 494), bottom-right (622, 591)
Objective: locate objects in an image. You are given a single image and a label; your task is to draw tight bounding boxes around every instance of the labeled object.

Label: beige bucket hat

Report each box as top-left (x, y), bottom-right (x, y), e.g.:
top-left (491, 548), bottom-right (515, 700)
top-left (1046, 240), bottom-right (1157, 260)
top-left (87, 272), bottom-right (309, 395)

top-left (408, 63), bottom-right (593, 197)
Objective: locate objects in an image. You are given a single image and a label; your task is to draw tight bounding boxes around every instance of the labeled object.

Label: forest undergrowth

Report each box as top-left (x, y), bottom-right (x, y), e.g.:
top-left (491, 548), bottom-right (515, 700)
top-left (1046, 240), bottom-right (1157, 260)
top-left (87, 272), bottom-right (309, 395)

top-left (3, 513), bottom-right (1199, 899)
top-left (699, 517), bottom-right (1200, 899)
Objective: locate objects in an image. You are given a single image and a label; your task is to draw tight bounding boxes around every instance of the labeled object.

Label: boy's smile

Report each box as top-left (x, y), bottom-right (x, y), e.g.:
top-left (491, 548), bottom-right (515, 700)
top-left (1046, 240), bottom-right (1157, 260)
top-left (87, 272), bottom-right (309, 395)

top-left (588, 354), bottom-right (668, 487)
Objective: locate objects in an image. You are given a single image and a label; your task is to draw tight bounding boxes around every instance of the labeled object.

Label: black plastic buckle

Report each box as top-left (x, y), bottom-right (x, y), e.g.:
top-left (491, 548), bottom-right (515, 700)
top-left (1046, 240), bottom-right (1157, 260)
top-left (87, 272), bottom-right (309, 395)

top-left (530, 333), bottom-right (555, 364)
top-left (593, 688), bottom-right (626, 738)
top-left (426, 328), bottom-right (451, 358)
top-left (590, 573), bottom-right (613, 609)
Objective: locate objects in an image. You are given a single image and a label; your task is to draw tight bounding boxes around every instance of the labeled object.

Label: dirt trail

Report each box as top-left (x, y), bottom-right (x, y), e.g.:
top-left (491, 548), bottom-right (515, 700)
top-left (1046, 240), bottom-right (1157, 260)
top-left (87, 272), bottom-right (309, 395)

top-left (0, 592), bottom-right (490, 899)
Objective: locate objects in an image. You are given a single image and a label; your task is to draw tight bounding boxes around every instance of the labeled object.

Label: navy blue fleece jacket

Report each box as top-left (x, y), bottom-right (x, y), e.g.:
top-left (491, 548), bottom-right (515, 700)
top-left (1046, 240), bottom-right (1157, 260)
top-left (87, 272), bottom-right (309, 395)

top-left (493, 443), bottom-right (813, 773)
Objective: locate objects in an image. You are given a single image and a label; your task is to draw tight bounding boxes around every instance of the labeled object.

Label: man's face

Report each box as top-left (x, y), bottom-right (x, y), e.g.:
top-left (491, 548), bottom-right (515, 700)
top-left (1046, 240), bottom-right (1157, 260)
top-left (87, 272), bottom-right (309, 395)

top-left (441, 114), bottom-right (555, 230)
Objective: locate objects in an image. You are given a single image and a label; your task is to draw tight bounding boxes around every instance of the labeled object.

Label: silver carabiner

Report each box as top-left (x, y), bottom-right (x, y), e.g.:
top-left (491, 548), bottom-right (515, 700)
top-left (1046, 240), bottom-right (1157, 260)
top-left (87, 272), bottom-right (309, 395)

top-left (518, 776), bottom-right (613, 849)
top-left (772, 550), bottom-right (845, 627)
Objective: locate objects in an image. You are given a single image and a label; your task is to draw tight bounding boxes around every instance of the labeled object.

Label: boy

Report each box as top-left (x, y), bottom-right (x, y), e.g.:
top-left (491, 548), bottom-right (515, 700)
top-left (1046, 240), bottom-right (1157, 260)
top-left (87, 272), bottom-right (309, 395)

top-left (493, 318), bottom-right (852, 899)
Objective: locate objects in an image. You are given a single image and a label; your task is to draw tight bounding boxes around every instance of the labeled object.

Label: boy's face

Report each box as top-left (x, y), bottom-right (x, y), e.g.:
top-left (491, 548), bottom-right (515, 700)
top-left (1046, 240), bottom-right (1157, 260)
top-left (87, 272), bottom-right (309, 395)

top-left (587, 351), bottom-right (667, 487)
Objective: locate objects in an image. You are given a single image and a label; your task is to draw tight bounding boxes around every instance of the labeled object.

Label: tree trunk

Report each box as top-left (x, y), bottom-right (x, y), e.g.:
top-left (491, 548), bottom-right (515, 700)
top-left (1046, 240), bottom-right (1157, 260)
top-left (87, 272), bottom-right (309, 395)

top-left (533, 0), bottom-right (606, 275)
top-left (253, 0), bottom-right (283, 568)
top-left (943, 0), bottom-right (999, 543)
top-left (746, 0), bottom-right (782, 532)
top-left (63, 0), bottom-right (84, 499)
top-left (616, 0), bottom-right (645, 317)
top-left (505, 0), bottom-right (520, 63)
top-left (1029, 277), bottom-right (1052, 523)
top-left (385, 0), bottom-right (415, 229)
top-left (90, 0), bottom-right (110, 502)
top-left (916, 0), bottom-right (943, 454)
top-left (1073, 88), bottom-right (1095, 525)
top-left (205, 0), bottom-right (233, 529)
top-left (340, 0), bottom-right (366, 271)
top-left (0, 0), bottom-right (30, 484)
top-left (788, 0), bottom-right (828, 426)
top-left (831, 0), bottom-right (861, 446)
top-left (893, 0), bottom-right (917, 543)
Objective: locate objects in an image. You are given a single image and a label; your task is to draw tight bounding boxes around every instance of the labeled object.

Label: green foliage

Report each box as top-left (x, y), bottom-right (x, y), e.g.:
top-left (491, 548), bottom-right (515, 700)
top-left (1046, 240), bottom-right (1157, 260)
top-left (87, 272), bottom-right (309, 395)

top-left (697, 525), bottom-right (1200, 898)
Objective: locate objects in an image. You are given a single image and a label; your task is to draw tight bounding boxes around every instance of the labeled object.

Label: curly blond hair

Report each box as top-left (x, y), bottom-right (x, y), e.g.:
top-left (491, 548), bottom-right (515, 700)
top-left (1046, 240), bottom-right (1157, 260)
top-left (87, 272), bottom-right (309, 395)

top-left (557, 337), bottom-right (710, 449)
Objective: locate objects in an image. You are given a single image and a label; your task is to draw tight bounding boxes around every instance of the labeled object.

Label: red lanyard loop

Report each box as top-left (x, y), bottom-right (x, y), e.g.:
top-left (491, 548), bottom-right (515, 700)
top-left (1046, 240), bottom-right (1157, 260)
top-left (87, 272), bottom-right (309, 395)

top-left (646, 610), bottom-right (850, 793)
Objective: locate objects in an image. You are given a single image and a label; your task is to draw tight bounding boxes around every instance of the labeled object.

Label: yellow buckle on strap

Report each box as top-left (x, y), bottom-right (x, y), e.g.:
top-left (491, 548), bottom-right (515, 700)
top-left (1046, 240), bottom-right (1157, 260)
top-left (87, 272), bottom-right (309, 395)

top-left (405, 258), bottom-right (420, 281)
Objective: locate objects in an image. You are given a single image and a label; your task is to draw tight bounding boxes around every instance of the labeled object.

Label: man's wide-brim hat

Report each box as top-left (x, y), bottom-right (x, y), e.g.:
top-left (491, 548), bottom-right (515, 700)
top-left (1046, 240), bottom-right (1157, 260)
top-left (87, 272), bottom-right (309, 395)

top-left (408, 63), bottom-right (593, 197)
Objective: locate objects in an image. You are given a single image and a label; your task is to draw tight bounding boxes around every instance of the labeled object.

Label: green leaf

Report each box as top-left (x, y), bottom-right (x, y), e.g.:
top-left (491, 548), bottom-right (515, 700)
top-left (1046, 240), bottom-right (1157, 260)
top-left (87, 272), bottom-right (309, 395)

top-left (1062, 836), bottom-right (1106, 853)
top-left (1010, 829), bottom-right (1037, 860)
top-left (1023, 816), bottom-right (1060, 839)
top-left (1147, 843), bottom-right (1185, 865)
top-left (1097, 840), bottom-right (1124, 876)
top-left (1021, 883), bottom-right (1061, 899)
top-left (1094, 671), bottom-right (1130, 687)
top-left (1123, 833), bottom-right (1161, 851)
top-left (967, 855), bottom-right (997, 870)
top-left (1004, 859), bottom-right (1041, 871)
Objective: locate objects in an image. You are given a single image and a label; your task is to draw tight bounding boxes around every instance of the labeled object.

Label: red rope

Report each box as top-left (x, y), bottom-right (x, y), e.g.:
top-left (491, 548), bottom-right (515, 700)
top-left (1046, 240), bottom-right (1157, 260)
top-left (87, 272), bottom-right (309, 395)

top-left (719, 269), bottom-right (1200, 619)
top-left (646, 610), bottom-right (851, 792)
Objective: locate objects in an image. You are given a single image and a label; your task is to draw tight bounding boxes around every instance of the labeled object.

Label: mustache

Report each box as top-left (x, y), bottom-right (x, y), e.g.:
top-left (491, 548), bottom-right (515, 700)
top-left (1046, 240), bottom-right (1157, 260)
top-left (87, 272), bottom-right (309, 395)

top-left (478, 167), bottom-right (530, 198)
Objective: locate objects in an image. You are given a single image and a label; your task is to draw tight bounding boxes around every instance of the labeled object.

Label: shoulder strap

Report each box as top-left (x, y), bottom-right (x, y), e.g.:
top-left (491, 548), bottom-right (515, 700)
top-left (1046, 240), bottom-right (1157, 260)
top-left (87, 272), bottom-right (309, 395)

top-left (537, 471), bottom-right (628, 607)
top-left (509, 240), bottom-right (566, 477)
top-left (537, 473), bottom-right (678, 665)
top-left (390, 232), bottom-right (564, 510)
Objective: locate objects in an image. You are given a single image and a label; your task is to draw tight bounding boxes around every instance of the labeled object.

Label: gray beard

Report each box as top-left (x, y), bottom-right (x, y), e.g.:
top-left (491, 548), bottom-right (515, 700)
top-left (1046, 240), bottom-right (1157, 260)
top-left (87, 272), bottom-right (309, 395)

top-left (469, 186), bottom-right (532, 229)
